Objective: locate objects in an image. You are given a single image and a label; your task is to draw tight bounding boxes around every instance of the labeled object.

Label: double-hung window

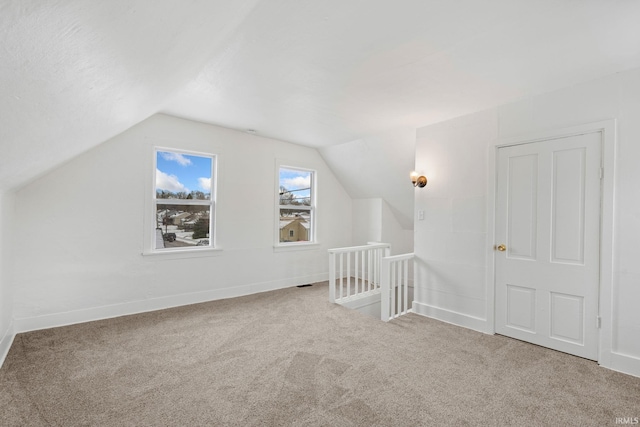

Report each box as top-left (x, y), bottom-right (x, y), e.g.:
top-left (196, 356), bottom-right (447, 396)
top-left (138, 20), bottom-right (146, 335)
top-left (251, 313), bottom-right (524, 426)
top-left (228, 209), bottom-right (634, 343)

top-left (153, 148), bottom-right (216, 251)
top-left (278, 166), bottom-right (315, 245)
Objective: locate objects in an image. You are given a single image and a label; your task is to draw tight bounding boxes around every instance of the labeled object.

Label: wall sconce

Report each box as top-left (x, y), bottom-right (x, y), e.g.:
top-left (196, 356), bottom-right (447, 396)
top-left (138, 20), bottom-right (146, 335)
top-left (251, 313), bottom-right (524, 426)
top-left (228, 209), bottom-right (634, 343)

top-left (410, 171), bottom-right (427, 188)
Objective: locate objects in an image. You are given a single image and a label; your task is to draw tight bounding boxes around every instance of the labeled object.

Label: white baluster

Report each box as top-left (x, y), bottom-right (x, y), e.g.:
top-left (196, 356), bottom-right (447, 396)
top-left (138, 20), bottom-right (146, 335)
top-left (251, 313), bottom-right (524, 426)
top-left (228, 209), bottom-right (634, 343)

top-left (403, 259), bottom-right (409, 315)
top-left (354, 249), bottom-right (359, 295)
top-left (391, 262), bottom-right (396, 319)
top-left (329, 252), bottom-right (336, 303)
top-left (380, 256), bottom-right (390, 321)
top-left (339, 253), bottom-right (343, 301)
top-left (395, 259), bottom-right (399, 316)
top-left (346, 252), bottom-right (351, 297)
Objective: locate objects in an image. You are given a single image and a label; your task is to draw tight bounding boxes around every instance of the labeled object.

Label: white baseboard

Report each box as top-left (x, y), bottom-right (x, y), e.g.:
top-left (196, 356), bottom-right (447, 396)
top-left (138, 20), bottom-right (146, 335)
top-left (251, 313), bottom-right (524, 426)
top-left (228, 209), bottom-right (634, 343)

top-left (603, 351), bottom-right (640, 379)
top-left (337, 290), bottom-right (381, 310)
top-left (412, 301), bottom-right (489, 334)
top-left (14, 273), bottom-right (328, 334)
top-left (336, 291), bottom-right (382, 320)
top-left (0, 321), bottom-right (15, 369)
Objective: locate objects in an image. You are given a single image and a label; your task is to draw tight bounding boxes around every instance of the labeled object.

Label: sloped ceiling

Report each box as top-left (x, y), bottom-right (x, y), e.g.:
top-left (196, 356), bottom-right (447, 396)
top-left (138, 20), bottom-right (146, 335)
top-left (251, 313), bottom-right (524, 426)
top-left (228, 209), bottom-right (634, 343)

top-left (0, 0), bottom-right (259, 192)
top-left (2, 1), bottom-right (640, 195)
top-left (319, 128), bottom-right (416, 229)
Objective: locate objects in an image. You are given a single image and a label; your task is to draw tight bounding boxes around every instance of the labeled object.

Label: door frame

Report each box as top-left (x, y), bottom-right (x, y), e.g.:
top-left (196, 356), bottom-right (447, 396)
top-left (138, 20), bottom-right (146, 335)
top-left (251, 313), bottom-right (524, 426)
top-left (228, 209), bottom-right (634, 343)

top-left (485, 119), bottom-right (616, 367)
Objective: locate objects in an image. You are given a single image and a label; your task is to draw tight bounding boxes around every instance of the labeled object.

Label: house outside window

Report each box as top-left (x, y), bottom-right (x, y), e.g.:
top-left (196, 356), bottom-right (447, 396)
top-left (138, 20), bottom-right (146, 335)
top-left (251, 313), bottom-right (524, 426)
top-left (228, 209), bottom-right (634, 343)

top-left (278, 166), bottom-right (314, 245)
top-left (153, 149), bottom-right (216, 251)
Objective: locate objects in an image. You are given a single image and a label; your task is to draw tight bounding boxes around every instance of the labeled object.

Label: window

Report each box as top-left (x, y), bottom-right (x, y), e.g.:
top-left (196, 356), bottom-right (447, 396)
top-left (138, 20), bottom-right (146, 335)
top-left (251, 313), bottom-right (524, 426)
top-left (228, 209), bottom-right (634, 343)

top-left (278, 166), bottom-right (314, 244)
top-left (153, 149), bottom-right (215, 251)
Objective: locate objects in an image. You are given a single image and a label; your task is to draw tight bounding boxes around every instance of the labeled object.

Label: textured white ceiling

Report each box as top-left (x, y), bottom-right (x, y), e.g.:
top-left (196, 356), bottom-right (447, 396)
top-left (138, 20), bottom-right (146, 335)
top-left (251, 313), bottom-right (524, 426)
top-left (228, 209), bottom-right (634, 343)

top-left (2, 1), bottom-right (640, 192)
top-left (0, 0), bottom-right (259, 191)
top-left (163, 0), bottom-right (640, 146)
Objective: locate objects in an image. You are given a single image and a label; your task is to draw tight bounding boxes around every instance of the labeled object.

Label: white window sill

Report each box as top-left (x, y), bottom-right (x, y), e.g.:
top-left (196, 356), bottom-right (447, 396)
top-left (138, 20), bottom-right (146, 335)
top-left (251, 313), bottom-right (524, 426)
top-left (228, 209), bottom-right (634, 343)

top-left (142, 247), bottom-right (224, 260)
top-left (273, 243), bottom-right (321, 252)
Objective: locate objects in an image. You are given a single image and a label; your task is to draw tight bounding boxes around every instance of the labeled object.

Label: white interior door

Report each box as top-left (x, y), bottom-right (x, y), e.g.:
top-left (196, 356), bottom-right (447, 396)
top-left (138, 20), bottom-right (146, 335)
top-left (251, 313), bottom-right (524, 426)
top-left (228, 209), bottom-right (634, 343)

top-left (495, 132), bottom-right (601, 360)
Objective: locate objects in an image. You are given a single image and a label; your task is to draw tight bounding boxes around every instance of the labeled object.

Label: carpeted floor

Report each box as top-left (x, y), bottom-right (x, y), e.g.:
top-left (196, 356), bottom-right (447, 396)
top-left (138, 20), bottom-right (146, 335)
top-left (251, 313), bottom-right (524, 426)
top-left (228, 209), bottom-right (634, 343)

top-left (1, 282), bottom-right (639, 426)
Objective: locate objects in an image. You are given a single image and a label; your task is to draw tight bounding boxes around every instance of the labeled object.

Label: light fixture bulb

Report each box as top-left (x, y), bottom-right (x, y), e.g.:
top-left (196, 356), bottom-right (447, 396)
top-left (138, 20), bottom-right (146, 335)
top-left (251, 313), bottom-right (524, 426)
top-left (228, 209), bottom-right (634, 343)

top-left (410, 171), bottom-right (427, 188)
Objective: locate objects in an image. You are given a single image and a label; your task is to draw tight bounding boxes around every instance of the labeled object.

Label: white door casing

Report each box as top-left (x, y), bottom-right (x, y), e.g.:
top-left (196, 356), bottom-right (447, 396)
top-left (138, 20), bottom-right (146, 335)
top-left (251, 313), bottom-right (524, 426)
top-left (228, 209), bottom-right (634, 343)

top-left (494, 131), bottom-right (601, 360)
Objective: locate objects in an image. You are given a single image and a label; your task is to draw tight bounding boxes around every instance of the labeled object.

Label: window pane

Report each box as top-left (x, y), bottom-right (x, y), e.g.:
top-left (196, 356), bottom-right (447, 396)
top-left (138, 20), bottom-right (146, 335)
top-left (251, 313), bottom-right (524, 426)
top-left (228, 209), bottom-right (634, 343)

top-left (279, 208), bottom-right (311, 243)
top-left (156, 204), bottom-right (210, 249)
top-left (279, 168), bottom-right (311, 206)
top-left (156, 151), bottom-right (212, 200)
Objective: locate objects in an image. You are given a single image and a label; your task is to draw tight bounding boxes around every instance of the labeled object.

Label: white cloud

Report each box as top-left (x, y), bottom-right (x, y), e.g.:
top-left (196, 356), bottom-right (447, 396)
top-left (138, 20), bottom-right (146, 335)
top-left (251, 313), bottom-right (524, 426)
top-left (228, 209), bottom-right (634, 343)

top-left (156, 169), bottom-right (189, 193)
top-left (160, 152), bottom-right (192, 166)
top-left (198, 177), bottom-right (211, 190)
top-left (281, 176), bottom-right (310, 190)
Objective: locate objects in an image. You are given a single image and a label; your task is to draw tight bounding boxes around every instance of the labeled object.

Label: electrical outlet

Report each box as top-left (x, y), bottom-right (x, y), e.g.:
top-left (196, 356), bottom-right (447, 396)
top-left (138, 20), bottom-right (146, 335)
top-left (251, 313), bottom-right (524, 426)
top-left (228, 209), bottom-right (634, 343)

top-left (418, 210), bottom-right (425, 220)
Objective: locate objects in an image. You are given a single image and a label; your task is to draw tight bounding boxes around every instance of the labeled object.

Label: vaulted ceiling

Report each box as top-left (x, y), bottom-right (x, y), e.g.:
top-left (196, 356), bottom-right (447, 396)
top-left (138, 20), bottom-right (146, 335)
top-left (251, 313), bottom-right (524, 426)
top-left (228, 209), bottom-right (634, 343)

top-left (3, 0), bottom-right (640, 193)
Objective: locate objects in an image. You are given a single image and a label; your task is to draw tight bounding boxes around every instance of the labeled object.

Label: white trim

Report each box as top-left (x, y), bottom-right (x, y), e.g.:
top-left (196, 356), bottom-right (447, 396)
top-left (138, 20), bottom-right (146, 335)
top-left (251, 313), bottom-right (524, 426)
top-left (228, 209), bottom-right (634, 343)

top-left (596, 120), bottom-right (617, 371)
top-left (337, 290), bottom-right (381, 310)
top-left (0, 321), bottom-right (15, 369)
top-left (328, 243), bottom-right (391, 253)
top-left (273, 242), bottom-right (321, 252)
top-left (13, 273), bottom-right (329, 334)
top-left (485, 143), bottom-right (497, 334)
top-left (152, 198), bottom-right (213, 206)
top-left (607, 352), bottom-right (640, 378)
top-left (412, 301), bottom-right (489, 334)
top-left (494, 120), bottom-right (614, 147)
top-left (142, 247), bottom-right (224, 259)
top-left (487, 119), bottom-right (620, 370)
top-left (338, 292), bottom-right (382, 319)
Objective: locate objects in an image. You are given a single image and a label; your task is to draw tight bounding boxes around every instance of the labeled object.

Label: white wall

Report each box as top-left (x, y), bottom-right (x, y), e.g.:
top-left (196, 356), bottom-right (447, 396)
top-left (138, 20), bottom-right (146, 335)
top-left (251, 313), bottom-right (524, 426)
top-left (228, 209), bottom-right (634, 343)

top-left (414, 111), bottom-right (493, 326)
top-left (11, 114), bottom-right (352, 330)
top-left (414, 67), bottom-right (640, 377)
top-left (380, 198), bottom-right (414, 256)
top-left (352, 199), bottom-right (383, 244)
top-left (352, 198), bottom-right (414, 256)
top-left (320, 128), bottom-right (416, 229)
top-left (0, 191), bottom-right (16, 364)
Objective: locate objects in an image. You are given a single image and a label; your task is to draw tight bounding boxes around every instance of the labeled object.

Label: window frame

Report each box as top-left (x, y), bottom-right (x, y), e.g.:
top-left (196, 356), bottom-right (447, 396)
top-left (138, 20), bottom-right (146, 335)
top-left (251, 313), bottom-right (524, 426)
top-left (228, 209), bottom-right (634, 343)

top-left (275, 163), bottom-right (316, 248)
top-left (148, 147), bottom-right (218, 255)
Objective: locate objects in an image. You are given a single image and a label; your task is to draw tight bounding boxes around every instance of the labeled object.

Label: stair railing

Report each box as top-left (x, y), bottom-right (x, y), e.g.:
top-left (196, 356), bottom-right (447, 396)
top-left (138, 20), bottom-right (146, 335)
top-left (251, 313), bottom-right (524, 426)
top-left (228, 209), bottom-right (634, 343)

top-left (328, 242), bottom-right (391, 304)
top-left (380, 253), bottom-right (415, 321)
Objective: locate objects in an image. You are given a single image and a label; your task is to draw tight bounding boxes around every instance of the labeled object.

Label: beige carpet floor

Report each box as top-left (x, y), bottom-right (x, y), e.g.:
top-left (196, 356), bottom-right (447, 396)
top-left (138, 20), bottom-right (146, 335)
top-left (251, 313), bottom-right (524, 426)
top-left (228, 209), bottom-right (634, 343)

top-left (1, 282), bottom-right (639, 426)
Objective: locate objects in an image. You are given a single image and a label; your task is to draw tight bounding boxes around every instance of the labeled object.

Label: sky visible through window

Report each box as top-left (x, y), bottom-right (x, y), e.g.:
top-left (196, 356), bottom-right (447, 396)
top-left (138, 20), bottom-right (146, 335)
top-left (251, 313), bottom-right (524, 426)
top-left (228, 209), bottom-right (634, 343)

top-left (279, 168), bottom-right (311, 205)
top-left (156, 151), bottom-right (212, 196)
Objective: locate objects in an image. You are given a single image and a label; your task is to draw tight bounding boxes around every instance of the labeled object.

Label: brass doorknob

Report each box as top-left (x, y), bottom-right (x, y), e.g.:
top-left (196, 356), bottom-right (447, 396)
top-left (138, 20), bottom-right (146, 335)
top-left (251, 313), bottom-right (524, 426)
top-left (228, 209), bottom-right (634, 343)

top-left (497, 244), bottom-right (506, 252)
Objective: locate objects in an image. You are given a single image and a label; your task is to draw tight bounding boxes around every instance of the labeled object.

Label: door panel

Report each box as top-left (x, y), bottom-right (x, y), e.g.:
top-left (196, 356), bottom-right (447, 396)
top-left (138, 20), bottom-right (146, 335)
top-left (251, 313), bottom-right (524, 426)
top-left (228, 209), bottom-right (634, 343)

top-left (551, 148), bottom-right (586, 264)
top-left (506, 285), bottom-right (536, 333)
top-left (507, 154), bottom-right (538, 260)
top-left (550, 292), bottom-right (584, 345)
top-left (495, 132), bottom-right (601, 360)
